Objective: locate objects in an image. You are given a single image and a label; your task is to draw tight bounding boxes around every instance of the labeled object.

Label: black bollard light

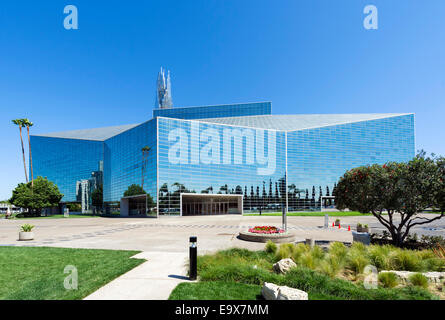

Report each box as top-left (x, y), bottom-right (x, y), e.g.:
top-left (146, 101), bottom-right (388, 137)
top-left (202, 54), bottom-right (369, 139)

top-left (189, 236), bottom-right (197, 280)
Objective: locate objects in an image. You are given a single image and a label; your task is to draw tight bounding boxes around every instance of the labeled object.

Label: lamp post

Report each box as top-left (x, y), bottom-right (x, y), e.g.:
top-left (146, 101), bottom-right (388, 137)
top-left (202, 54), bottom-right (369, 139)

top-left (189, 236), bottom-right (197, 280)
top-left (282, 206), bottom-right (287, 232)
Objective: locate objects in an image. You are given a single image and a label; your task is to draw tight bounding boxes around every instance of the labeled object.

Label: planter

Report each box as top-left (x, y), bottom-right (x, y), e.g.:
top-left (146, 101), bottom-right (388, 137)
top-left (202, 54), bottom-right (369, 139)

top-left (357, 226), bottom-right (370, 233)
top-left (334, 221), bottom-right (340, 226)
top-left (352, 231), bottom-right (370, 245)
top-left (239, 231), bottom-right (296, 243)
top-left (19, 231), bottom-right (34, 241)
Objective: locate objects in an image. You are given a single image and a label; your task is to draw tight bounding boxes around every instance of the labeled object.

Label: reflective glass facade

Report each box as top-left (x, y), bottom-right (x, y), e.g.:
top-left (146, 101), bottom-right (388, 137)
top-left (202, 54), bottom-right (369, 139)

top-left (286, 114), bottom-right (415, 211)
top-left (31, 136), bottom-right (103, 204)
top-left (157, 117), bottom-right (286, 214)
top-left (31, 102), bottom-right (415, 216)
top-left (103, 119), bottom-right (157, 205)
top-left (153, 102), bottom-right (271, 120)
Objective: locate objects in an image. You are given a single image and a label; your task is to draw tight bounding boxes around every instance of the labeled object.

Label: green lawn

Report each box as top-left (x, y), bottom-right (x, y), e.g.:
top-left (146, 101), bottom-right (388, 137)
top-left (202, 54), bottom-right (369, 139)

top-left (9, 214), bottom-right (100, 219)
top-left (244, 211), bottom-right (373, 217)
top-left (0, 246), bottom-right (144, 300)
top-left (170, 281), bottom-right (262, 300)
top-left (169, 248), bottom-right (438, 300)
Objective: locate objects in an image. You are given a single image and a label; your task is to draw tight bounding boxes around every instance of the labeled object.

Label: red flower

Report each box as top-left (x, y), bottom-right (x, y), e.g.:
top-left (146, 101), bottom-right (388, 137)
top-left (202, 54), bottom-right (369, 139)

top-left (248, 226), bottom-right (284, 234)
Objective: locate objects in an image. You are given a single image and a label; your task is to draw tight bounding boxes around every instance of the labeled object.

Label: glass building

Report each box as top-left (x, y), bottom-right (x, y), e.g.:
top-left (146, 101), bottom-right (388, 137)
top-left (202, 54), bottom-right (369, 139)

top-left (31, 101), bottom-right (414, 216)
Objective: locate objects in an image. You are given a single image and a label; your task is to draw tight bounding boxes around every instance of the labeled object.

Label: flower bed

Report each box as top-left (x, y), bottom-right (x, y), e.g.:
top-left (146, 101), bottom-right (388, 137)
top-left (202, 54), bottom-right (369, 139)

top-left (248, 226), bottom-right (285, 234)
top-left (239, 226), bottom-right (295, 243)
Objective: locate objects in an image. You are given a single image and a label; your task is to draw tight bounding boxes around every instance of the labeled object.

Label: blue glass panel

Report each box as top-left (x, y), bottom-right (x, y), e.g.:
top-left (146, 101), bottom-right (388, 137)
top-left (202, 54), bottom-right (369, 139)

top-left (157, 117), bottom-right (286, 214)
top-left (286, 114), bottom-right (415, 211)
top-left (103, 119), bottom-right (157, 204)
top-left (153, 102), bottom-right (271, 120)
top-left (31, 136), bottom-right (103, 203)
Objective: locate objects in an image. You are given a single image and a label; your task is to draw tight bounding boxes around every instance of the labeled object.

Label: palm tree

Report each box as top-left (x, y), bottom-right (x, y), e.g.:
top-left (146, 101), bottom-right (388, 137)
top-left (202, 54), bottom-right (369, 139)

top-left (23, 119), bottom-right (34, 187)
top-left (141, 146), bottom-right (151, 189)
top-left (12, 119), bottom-right (28, 183)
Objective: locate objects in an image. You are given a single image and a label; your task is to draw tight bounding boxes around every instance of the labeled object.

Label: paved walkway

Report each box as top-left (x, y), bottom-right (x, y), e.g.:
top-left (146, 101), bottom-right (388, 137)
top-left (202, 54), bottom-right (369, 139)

top-left (84, 251), bottom-right (189, 300)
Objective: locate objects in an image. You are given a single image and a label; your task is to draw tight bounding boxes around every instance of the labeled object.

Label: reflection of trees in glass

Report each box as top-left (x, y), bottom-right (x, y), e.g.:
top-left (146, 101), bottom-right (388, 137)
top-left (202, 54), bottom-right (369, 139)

top-left (219, 184), bottom-right (228, 194)
top-left (157, 177), bottom-right (336, 213)
top-left (124, 184), bottom-right (146, 197)
top-left (141, 146), bottom-right (151, 190)
top-left (269, 179), bottom-right (273, 203)
top-left (91, 184), bottom-right (103, 213)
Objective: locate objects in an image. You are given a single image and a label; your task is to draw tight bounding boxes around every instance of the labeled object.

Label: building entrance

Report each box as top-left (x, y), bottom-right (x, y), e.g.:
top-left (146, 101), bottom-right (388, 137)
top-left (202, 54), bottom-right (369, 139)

top-left (181, 193), bottom-right (243, 216)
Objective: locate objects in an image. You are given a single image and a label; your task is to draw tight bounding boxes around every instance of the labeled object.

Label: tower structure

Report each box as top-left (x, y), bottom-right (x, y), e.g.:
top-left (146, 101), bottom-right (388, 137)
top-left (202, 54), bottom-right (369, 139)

top-left (156, 67), bottom-right (173, 109)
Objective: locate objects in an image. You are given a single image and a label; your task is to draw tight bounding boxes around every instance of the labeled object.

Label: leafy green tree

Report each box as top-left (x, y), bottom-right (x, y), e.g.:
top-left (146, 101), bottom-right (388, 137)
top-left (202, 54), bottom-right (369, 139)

top-left (9, 177), bottom-right (63, 216)
top-left (335, 154), bottom-right (445, 246)
top-left (123, 184), bottom-right (146, 197)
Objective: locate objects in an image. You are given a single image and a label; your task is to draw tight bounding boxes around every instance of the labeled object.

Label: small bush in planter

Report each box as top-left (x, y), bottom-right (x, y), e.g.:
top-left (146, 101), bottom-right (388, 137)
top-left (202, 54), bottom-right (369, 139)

top-left (409, 273), bottom-right (429, 289)
top-left (21, 224), bottom-right (34, 232)
top-left (335, 219), bottom-right (341, 226)
top-left (378, 272), bottom-right (399, 288)
top-left (357, 223), bottom-right (369, 233)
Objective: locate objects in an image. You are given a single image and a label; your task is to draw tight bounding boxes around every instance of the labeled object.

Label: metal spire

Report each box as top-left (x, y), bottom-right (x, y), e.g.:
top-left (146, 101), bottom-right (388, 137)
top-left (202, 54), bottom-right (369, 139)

top-left (157, 67), bottom-right (173, 109)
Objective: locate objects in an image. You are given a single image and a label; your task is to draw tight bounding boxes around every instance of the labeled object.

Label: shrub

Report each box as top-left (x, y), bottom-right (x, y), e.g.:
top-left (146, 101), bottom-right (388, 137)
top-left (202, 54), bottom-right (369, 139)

top-left (346, 246), bottom-right (370, 275)
top-left (368, 245), bottom-right (395, 270)
top-left (195, 248), bottom-right (438, 300)
top-left (329, 242), bottom-right (348, 261)
top-left (319, 254), bottom-right (344, 278)
top-left (299, 251), bottom-right (316, 269)
top-left (291, 243), bottom-right (310, 263)
top-left (417, 250), bottom-right (445, 271)
top-left (378, 272), bottom-right (399, 288)
top-left (393, 250), bottom-right (423, 272)
top-left (432, 244), bottom-right (445, 270)
top-left (264, 240), bottom-right (277, 254)
top-left (275, 243), bottom-right (295, 260)
top-left (20, 224), bottom-right (34, 232)
top-left (409, 273), bottom-right (429, 289)
top-left (310, 245), bottom-right (325, 260)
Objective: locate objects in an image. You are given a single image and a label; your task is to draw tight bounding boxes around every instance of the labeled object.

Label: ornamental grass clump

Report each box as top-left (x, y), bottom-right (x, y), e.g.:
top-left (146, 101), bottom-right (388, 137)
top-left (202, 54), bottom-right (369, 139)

top-left (291, 243), bottom-right (310, 263)
top-left (417, 250), bottom-right (445, 272)
top-left (329, 242), bottom-right (348, 261)
top-left (275, 243), bottom-right (295, 260)
top-left (346, 243), bottom-right (371, 275)
top-left (264, 240), bottom-right (277, 254)
top-left (392, 249), bottom-right (423, 272)
top-left (368, 245), bottom-right (396, 270)
top-left (294, 245), bottom-right (325, 270)
top-left (408, 273), bottom-right (429, 289)
top-left (318, 254), bottom-right (344, 278)
top-left (378, 272), bottom-right (399, 288)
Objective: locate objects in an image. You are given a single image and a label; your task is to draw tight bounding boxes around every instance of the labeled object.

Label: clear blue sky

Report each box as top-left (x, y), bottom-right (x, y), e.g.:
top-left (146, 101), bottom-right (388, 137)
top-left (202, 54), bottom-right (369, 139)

top-left (1, 0), bottom-right (444, 200)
